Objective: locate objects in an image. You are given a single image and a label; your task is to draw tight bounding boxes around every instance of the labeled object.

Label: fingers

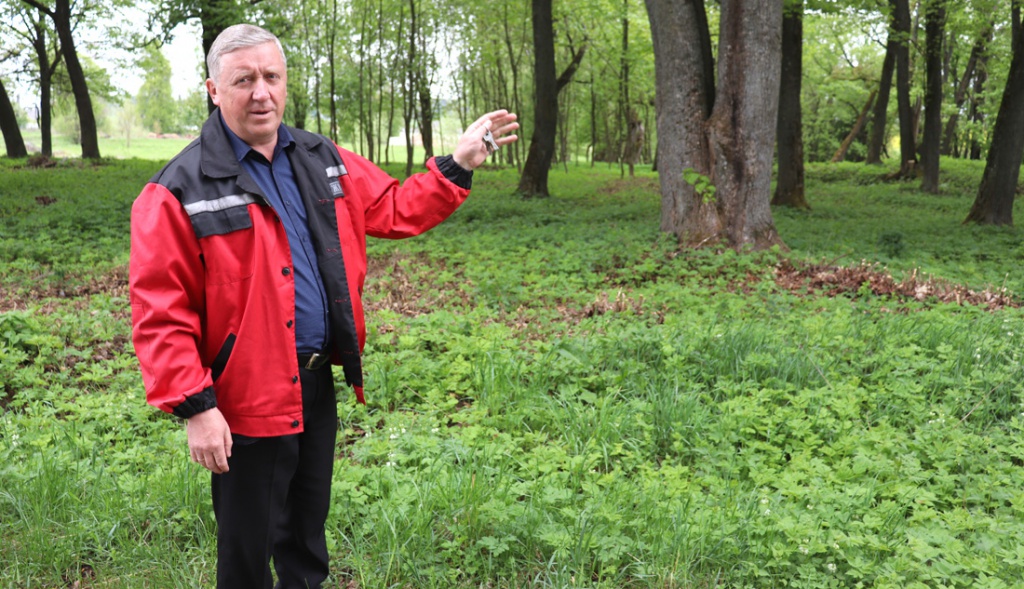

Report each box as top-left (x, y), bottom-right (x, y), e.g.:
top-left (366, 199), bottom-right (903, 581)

top-left (187, 408), bottom-right (232, 474)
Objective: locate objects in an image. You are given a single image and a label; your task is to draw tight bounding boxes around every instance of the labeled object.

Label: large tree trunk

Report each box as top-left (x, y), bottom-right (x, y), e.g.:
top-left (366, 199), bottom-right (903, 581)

top-left (893, 0), bottom-right (916, 178)
top-left (773, 0), bottom-right (808, 209)
top-left (707, 0), bottom-right (785, 247)
top-left (517, 0), bottom-right (558, 197)
top-left (647, 0), bottom-right (785, 249)
top-left (920, 0), bottom-right (946, 193)
top-left (0, 78), bottom-right (27, 158)
top-left (867, 41), bottom-right (895, 164)
top-left (965, 6), bottom-right (1024, 225)
top-left (645, 0), bottom-right (717, 239)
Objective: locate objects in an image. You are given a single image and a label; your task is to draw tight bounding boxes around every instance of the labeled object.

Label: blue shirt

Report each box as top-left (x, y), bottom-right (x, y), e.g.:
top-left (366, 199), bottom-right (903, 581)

top-left (222, 117), bottom-right (329, 354)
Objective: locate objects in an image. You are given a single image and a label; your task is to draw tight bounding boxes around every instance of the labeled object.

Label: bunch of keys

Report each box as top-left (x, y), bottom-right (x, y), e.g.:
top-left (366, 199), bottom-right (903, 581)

top-left (482, 130), bottom-right (499, 155)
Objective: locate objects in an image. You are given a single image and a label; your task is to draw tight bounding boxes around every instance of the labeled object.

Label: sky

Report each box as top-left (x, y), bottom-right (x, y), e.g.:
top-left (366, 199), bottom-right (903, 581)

top-left (10, 9), bottom-right (205, 109)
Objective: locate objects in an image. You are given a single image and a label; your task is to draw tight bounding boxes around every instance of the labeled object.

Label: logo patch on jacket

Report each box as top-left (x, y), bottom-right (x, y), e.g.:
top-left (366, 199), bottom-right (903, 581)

top-left (326, 164), bottom-right (347, 197)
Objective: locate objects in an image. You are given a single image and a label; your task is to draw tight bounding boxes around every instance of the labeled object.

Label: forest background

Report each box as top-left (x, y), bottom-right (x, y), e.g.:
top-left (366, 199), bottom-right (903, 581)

top-left (4, 0), bottom-right (1024, 587)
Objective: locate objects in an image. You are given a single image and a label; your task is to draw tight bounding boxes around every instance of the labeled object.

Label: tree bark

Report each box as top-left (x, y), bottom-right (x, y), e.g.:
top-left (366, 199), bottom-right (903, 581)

top-left (965, 6), bottom-right (1024, 225)
top-left (920, 0), bottom-right (946, 193)
top-left (866, 41), bottom-right (895, 164)
top-left (0, 78), bottom-right (27, 158)
top-left (893, 0), bottom-right (916, 178)
top-left (23, 0), bottom-right (100, 159)
top-left (773, 0), bottom-right (808, 209)
top-left (31, 10), bottom-right (59, 157)
top-left (646, 0), bottom-right (784, 249)
top-left (518, 0), bottom-right (585, 197)
top-left (831, 90), bottom-right (876, 163)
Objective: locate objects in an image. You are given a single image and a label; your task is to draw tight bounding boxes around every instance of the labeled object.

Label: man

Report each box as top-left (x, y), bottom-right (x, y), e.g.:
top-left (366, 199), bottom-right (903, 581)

top-left (129, 23), bottom-right (517, 589)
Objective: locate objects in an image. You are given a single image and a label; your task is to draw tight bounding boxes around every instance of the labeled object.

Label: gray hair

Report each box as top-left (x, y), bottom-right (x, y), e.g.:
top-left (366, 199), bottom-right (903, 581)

top-left (207, 24), bottom-right (286, 83)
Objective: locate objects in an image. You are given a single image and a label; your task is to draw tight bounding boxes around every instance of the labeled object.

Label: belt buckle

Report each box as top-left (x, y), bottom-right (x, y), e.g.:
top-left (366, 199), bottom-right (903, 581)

top-left (304, 352), bottom-right (323, 370)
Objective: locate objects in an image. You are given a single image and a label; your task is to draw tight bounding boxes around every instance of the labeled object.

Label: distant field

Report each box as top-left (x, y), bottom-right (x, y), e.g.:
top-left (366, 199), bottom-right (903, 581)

top-left (20, 130), bottom-right (194, 161)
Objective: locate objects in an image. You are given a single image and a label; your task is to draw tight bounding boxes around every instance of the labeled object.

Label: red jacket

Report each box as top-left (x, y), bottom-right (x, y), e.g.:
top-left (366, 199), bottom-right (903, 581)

top-left (130, 114), bottom-right (470, 437)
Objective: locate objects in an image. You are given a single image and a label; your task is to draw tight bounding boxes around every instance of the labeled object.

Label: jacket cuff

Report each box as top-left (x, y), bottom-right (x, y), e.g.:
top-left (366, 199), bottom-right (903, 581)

top-left (434, 155), bottom-right (473, 190)
top-left (171, 386), bottom-right (218, 419)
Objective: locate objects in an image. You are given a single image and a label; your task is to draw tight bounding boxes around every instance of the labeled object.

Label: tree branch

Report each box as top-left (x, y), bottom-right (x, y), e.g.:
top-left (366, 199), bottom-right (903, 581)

top-left (20, 0), bottom-right (53, 18)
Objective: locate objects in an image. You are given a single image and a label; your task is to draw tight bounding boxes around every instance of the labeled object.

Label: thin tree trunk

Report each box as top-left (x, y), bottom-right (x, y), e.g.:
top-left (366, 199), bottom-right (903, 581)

top-left (518, 0), bottom-right (586, 197)
top-left (965, 6), bottom-right (1024, 225)
top-left (942, 27), bottom-right (988, 156)
top-left (969, 49), bottom-right (989, 160)
top-left (831, 90), bottom-right (876, 163)
top-left (773, 0), bottom-right (808, 208)
top-left (24, 0), bottom-right (100, 158)
top-left (518, 0), bottom-right (557, 197)
top-left (893, 0), bottom-right (916, 178)
top-left (402, 1), bottom-right (415, 177)
top-left (921, 0), bottom-right (946, 193)
top-left (31, 11), bottom-right (58, 157)
top-left (867, 42), bottom-right (895, 164)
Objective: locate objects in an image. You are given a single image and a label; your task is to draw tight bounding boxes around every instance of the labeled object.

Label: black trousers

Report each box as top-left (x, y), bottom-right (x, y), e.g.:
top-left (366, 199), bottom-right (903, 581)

top-left (211, 363), bottom-right (337, 589)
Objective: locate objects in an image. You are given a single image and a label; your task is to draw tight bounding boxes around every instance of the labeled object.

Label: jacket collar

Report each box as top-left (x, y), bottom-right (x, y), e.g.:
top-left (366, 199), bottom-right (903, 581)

top-left (199, 108), bottom-right (244, 180)
top-left (200, 108), bottom-right (324, 181)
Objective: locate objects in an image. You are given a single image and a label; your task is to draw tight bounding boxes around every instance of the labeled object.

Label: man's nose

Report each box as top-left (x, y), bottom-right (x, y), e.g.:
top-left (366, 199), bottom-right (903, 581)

top-left (252, 77), bottom-right (270, 100)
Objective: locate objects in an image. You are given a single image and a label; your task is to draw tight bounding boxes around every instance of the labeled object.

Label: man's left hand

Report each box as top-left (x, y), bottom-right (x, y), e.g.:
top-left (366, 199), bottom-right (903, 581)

top-left (452, 110), bottom-right (519, 170)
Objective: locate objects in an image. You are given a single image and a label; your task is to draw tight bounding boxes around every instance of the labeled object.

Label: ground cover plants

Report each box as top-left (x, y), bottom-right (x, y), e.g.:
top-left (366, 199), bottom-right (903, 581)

top-left (2, 156), bottom-right (1024, 588)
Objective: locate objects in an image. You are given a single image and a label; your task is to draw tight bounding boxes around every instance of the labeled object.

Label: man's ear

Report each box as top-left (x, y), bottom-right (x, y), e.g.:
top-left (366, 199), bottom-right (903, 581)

top-left (206, 79), bottom-right (220, 106)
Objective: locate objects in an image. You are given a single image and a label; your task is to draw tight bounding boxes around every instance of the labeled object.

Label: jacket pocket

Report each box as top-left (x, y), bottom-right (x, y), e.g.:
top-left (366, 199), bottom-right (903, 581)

top-left (211, 333), bottom-right (237, 382)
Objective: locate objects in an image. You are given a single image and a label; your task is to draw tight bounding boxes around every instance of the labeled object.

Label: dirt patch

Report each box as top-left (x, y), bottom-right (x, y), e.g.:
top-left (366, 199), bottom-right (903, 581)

top-left (363, 251), bottom-right (472, 317)
top-left (0, 265), bottom-right (130, 314)
top-left (774, 259), bottom-right (1019, 310)
top-left (599, 176), bottom-right (660, 195)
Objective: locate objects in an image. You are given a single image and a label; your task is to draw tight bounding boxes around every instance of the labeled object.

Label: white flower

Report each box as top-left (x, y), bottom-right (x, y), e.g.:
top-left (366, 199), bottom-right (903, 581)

top-left (799, 545), bottom-right (809, 555)
top-left (760, 497), bottom-right (769, 505)
top-left (763, 509), bottom-right (771, 516)
top-left (827, 563), bottom-right (837, 573)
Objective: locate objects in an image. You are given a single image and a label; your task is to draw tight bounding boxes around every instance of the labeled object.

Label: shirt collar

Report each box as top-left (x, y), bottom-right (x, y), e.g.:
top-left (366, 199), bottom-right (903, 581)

top-left (218, 113), bottom-right (295, 163)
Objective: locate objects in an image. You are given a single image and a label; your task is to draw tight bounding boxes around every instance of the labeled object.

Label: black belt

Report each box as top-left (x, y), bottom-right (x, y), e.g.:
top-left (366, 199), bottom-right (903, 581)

top-left (298, 348), bottom-right (331, 370)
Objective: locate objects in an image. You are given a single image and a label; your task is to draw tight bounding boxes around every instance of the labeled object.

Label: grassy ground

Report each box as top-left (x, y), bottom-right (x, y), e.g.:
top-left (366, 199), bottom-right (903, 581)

top-left (1, 156), bottom-right (1023, 587)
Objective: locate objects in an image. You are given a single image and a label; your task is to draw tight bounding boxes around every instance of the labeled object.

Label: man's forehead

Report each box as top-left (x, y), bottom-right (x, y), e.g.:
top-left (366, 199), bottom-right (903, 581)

top-left (221, 43), bottom-right (284, 66)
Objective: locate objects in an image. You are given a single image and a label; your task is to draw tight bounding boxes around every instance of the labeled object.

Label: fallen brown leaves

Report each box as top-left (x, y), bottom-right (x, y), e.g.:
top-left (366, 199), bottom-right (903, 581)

top-left (774, 259), bottom-right (1019, 311)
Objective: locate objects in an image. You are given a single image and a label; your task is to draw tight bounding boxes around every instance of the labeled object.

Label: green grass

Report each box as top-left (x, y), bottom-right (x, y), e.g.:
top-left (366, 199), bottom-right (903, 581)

top-left (2, 156), bottom-right (1024, 587)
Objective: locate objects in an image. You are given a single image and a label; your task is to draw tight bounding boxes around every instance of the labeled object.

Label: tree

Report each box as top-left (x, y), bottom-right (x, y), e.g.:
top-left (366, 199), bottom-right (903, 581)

top-left (517, 0), bottom-right (586, 198)
top-left (920, 0), bottom-right (946, 193)
top-left (645, 0), bottom-right (784, 249)
top-left (892, 0), bottom-right (916, 178)
top-left (941, 28), bottom-right (987, 156)
top-left (0, 76), bottom-right (27, 157)
top-left (22, 0), bottom-right (100, 159)
top-left (965, 3), bottom-right (1024, 225)
top-left (866, 29), bottom-right (896, 164)
top-left (137, 45), bottom-right (176, 133)
top-left (773, 0), bottom-right (808, 209)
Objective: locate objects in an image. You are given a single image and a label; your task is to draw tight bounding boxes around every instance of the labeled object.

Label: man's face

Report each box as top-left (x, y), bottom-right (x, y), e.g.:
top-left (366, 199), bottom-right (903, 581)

top-left (206, 42), bottom-right (287, 149)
